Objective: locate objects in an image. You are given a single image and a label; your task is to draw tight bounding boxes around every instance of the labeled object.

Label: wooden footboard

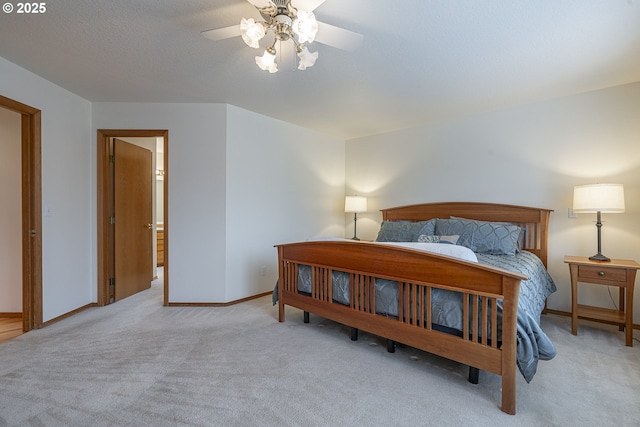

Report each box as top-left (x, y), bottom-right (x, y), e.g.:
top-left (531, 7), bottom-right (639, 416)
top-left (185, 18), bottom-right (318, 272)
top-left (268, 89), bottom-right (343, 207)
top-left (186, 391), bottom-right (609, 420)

top-left (276, 241), bottom-right (526, 415)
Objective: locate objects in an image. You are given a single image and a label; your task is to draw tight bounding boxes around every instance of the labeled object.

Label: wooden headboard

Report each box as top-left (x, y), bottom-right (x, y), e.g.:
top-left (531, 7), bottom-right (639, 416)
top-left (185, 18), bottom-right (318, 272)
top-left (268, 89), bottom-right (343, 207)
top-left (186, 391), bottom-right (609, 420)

top-left (380, 202), bottom-right (553, 267)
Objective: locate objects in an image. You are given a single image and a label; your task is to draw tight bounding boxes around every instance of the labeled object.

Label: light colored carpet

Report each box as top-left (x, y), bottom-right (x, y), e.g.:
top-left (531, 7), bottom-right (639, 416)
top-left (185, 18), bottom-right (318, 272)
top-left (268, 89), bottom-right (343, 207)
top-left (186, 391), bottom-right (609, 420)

top-left (0, 273), bottom-right (639, 426)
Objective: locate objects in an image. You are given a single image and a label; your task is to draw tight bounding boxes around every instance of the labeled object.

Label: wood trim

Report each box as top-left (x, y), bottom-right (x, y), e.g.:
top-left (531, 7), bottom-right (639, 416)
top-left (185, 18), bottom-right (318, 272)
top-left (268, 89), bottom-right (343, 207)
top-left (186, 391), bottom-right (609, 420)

top-left (41, 303), bottom-right (98, 327)
top-left (0, 312), bottom-right (22, 318)
top-left (163, 131), bottom-right (169, 306)
top-left (97, 129), bottom-right (169, 306)
top-left (0, 94), bottom-right (39, 114)
top-left (0, 94), bottom-right (42, 332)
top-left (166, 291), bottom-right (272, 307)
top-left (544, 308), bottom-right (571, 317)
top-left (96, 131), bottom-right (110, 306)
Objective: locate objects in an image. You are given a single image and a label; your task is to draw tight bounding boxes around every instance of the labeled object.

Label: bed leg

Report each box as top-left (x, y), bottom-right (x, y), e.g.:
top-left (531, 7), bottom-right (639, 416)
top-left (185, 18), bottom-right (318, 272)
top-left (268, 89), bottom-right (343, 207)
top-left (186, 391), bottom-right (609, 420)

top-left (350, 327), bottom-right (358, 341)
top-left (468, 367), bottom-right (479, 384)
top-left (278, 300), bottom-right (285, 322)
top-left (386, 339), bottom-right (396, 353)
top-left (303, 311), bottom-right (309, 323)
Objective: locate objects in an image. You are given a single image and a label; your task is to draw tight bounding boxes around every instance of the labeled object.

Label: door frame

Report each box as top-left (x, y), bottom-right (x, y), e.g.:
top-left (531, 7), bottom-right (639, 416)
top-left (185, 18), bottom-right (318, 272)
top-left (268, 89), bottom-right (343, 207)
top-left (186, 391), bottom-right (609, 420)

top-left (0, 94), bottom-right (43, 331)
top-left (97, 129), bottom-right (169, 306)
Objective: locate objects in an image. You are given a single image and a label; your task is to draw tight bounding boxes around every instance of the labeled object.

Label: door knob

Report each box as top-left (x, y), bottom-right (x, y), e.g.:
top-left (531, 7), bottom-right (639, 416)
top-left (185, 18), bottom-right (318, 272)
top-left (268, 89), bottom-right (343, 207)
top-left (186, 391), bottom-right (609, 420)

top-left (146, 223), bottom-right (153, 230)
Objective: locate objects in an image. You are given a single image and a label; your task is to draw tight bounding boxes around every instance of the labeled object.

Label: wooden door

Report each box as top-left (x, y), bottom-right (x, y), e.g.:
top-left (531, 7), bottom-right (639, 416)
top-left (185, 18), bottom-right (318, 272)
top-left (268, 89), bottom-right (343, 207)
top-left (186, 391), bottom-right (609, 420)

top-left (0, 95), bottom-right (42, 331)
top-left (113, 138), bottom-right (153, 301)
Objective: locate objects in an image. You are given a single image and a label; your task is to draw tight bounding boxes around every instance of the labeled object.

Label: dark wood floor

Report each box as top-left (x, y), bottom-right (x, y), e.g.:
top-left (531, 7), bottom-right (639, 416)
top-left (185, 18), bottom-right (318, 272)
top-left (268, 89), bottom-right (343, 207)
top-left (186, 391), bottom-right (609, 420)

top-left (0, 317), bottom-right (23, 344)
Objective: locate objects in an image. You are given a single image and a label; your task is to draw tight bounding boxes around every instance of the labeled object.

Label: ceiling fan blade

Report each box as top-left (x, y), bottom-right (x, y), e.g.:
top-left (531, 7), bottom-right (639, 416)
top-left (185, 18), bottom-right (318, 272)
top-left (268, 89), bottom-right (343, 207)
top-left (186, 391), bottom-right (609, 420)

top-left (201, 25), bottom-right (241, 41)
top-left (247, 0), bottom-right (277, 15)
top-left (314, 21), bottom-right (363, 51)
top-left (290, 0), bottom-right (326, 12)
top-left (246, 0), bottom-right (275, 8)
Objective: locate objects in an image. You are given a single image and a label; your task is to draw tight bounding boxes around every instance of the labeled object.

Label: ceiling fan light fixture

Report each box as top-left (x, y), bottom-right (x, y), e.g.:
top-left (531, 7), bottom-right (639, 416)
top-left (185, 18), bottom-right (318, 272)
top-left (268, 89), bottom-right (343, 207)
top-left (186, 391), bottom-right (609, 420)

top-left (297, 46), bottom-right (318, 70)
top-left (202, 0), bottom-right (363, 74)
top-left (255, 46), bottom-right (278, 73)
top-left (292, 10), bottom-right (318, 43)
top-left (240, 17), bottom-right (266, 48)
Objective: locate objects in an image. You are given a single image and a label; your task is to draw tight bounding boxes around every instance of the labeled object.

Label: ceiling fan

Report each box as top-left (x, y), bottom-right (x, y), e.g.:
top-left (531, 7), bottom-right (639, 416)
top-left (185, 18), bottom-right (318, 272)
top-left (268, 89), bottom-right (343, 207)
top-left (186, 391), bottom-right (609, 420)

top-left (201, 0), bottom-right (363, 73)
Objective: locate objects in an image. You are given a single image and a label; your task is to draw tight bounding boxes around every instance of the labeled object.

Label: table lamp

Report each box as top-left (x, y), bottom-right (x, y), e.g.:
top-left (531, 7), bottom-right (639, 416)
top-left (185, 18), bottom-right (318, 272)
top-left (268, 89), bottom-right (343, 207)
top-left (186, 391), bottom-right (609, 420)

top-left (573, 183), bottom-right (625, 262)
top-left (345, 196), bottom-right (367, 240)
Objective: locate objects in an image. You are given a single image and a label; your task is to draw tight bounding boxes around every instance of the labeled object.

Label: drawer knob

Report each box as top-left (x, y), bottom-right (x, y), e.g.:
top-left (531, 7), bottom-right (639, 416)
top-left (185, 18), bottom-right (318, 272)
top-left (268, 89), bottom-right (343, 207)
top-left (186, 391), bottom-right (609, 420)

top-left (598, 271), bottom-right (605, 276)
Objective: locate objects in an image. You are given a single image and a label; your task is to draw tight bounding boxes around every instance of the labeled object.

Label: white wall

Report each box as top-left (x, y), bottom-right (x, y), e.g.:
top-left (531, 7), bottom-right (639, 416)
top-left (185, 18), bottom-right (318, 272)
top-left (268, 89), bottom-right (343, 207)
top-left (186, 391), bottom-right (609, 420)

top-left (92, 103), bottom-right (345, 303)
top-left (0, 56), bottom-right (93, 322)
top-left (346, 82), bottom-right (640, 320)
top-left (92, 103), bottom-right (229, 302)
top-left (0, 106), bottom-right (22, 312)
top-left (225, 105), bottom-right (345, 301)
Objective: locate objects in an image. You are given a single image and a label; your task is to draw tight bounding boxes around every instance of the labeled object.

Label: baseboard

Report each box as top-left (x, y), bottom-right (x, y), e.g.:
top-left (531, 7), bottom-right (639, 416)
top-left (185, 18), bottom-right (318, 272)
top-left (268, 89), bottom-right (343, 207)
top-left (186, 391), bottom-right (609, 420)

top-left (0, 312), bottom-right (22, 318)
top-left (544, 308), bottom-right (571, 317)
top-left (166, 291), bottom-right (272, 307)
top-left (544, 308), bottom-right (640, 330)
top-left (41, 303), bottom-right (98, 328)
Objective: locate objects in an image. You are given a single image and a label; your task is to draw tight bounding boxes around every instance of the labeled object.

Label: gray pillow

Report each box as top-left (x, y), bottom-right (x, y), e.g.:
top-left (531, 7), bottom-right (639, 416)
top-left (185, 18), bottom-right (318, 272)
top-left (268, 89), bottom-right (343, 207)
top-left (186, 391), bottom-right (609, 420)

top-left (435, 217), bottom-right (521, 256)
top-left (450, 216), bottom-right (525, 252)
top-left (434, 218), bottom-right (476, 249)
top-left (375, 219), bottom-right (436, 242)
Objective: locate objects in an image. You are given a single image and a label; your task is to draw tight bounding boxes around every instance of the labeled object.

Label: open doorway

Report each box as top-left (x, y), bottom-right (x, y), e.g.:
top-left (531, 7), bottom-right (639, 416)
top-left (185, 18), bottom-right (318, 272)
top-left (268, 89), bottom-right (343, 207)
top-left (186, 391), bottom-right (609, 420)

top-left (97, 130), bottom-right (168, 306)
top-left (0, 94), bottom-right (43, 333)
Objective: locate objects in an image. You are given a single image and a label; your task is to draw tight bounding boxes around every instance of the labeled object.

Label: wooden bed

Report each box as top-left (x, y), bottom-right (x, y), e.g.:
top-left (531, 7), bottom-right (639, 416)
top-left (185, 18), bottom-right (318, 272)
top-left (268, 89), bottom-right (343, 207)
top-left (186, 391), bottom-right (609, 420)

top-left (276, 202), bottom-right (552, 415)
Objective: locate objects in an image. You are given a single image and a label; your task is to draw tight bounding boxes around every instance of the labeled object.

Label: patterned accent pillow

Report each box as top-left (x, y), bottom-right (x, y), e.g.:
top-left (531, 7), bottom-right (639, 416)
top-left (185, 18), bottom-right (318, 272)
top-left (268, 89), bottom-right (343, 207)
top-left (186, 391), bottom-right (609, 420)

top-left (413, 219), bottom-right (436, 240)
top-left (435, 217), bottom-right (521, 256)
top-left (375, 219), bottom-right (436, 242)
top-left (434, 218), bottom-right (475, 249)
top-left (450, 216), bottom-right (525, 252)
top-left (416, 234), bottom-right (459, 245)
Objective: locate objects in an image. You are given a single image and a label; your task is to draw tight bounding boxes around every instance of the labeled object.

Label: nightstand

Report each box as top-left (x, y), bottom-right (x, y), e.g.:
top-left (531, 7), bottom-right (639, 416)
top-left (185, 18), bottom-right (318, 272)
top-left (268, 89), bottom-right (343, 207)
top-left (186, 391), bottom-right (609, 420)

top-left (564, 256), bottom-right (640, 346)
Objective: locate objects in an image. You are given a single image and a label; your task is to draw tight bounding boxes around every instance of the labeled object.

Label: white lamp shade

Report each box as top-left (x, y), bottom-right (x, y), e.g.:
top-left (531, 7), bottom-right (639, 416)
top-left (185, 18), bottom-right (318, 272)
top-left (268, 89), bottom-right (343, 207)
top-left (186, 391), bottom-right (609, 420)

top-left (292, 10), bottom-right (318, 43)
top-left (345, 196), bottom-right (367, 213)
top-left (573, 183), bottom-right (625, 213)
top-left (297, 47), bottom-right (318, 70)
top-left (255, 48), bottom-right (278, 73)
top-left (240, 18), bottom-right (265, 48)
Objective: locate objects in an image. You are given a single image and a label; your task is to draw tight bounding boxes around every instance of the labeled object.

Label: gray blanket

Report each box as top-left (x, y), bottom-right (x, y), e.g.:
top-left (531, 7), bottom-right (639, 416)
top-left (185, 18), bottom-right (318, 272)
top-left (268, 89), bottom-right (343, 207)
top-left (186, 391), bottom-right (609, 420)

top-left (273, 250), bottom-right (556, 382)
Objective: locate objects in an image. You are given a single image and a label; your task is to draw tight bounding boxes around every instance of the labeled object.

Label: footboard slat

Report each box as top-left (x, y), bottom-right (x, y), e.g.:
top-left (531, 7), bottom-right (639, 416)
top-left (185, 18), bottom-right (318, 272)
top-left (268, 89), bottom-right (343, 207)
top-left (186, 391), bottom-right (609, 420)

top-left (491, 298), bottom-right (498, 348)
top-left (472, 295), bottom-right (479, 343)
top-left (419, 286), bottom-right (425, 327)
top-left (397, 282), bottom-right (404, 322)
top-left (370, 276), bottom-right (376, 314)
top-left (482, 297), bottom-right (489, 346)
top-left (425, 287), bottom-right (432, 331)
top-left (462, 293), bottom-right (469, 340)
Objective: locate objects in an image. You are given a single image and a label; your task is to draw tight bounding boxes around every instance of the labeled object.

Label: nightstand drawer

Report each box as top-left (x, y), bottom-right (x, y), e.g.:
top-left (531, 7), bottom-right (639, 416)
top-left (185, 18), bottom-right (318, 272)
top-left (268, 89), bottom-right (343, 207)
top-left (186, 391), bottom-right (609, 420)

top-left (578, 265), bottom-right (626, 283)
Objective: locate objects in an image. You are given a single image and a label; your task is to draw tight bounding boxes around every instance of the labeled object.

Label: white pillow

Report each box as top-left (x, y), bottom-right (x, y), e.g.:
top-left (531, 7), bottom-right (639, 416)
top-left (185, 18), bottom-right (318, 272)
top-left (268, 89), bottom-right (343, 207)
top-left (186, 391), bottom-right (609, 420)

top-left (375, 241), bottom-right (478, 263)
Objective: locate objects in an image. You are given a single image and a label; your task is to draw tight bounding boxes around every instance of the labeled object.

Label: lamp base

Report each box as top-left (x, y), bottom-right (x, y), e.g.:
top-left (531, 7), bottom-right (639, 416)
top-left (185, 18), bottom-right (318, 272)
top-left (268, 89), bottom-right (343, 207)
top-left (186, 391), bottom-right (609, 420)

top-left (351, 236), bottom-right (360, 241)
top-left (589, 253), bottom-right (611, 262)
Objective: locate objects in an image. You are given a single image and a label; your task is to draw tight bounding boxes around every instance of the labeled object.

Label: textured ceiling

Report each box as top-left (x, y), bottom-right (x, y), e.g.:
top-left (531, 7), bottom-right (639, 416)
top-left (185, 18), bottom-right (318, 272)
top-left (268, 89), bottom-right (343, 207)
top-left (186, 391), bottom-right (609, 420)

top-left (1, 0), bottom-right (639, 139)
